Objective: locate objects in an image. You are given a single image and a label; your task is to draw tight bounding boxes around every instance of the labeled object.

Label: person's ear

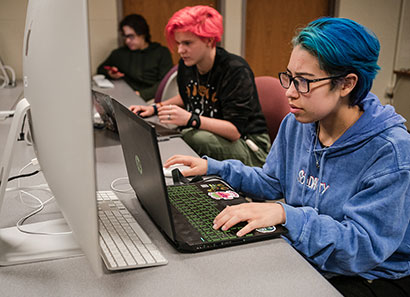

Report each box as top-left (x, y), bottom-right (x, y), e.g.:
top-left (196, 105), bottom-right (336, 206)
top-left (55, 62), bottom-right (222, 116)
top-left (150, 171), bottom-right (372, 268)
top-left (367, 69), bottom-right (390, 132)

top-left (206, 37), bottom-right (215, 47)
top-left (340, 73), bottom-right (358, 97)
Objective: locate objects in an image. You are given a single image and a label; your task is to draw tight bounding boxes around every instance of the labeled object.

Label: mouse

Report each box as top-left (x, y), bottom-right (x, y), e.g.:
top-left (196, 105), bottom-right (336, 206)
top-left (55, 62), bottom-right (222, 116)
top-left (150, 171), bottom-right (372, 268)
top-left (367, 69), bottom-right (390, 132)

top-left (163, 163), bottom-right (188, 178)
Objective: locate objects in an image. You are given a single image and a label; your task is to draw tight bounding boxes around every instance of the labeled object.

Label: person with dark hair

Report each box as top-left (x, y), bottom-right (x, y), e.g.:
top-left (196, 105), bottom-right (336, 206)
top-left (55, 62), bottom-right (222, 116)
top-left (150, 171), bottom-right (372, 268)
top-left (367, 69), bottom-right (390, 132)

top-left (129, 6), bottom-right (270, 167)
top-left (164, 17), bottom-right (410, 297)
top-left (97, 14), bottom-right (173, 101)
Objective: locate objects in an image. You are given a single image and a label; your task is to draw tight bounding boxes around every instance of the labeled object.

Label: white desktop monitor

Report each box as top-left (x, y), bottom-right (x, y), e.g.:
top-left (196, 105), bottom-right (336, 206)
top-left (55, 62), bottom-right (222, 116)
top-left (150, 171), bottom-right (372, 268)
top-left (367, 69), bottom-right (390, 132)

top-left (0, 0), bottom-right (103, 275)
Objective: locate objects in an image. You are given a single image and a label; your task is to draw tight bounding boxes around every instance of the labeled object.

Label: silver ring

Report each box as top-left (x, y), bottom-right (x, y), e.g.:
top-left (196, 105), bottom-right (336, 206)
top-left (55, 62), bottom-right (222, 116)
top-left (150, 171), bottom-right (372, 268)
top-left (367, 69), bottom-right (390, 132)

top-left (168, 114), bottom-right (171, 120)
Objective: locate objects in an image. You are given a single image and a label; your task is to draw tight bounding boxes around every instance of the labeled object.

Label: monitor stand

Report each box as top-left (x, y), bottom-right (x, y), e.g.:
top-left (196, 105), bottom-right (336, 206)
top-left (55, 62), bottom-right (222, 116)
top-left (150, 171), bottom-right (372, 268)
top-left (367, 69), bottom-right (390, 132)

top-left (0, 99), bottom-right (83, 266)
top-left (0, 219), bottom-right (83, 265)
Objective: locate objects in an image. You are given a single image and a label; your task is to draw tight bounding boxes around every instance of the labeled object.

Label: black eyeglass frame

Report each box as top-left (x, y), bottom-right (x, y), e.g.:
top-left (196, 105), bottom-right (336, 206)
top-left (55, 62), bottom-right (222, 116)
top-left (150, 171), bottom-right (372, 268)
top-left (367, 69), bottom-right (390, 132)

top-left (122, 33), bottom-right (137, 40)
top-left (278, 72), bottom-right (345, 94)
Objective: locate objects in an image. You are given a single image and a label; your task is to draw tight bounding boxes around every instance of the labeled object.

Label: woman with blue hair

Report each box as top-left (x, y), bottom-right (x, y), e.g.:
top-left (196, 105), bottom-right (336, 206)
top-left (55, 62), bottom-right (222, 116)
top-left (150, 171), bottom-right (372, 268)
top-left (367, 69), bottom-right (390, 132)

top-left (165, 17), bottom-right (410, 296)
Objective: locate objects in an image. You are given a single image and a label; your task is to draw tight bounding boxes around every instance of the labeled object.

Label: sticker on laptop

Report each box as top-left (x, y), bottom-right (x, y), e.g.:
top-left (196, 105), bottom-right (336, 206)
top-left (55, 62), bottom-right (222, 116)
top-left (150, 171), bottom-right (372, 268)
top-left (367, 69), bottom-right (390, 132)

top-left (208, 191), bottom-right (239, 200)
top-left (207, 183), bottom-right (229, 192)
top-left (256, 226), bottom-right (276, 233)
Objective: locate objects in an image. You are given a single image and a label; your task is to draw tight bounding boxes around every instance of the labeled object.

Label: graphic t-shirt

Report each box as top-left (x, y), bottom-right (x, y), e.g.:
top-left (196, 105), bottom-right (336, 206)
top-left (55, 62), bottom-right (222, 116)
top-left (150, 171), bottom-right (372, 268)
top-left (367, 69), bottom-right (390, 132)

top-left (177, 47), bottom-right (268, 136)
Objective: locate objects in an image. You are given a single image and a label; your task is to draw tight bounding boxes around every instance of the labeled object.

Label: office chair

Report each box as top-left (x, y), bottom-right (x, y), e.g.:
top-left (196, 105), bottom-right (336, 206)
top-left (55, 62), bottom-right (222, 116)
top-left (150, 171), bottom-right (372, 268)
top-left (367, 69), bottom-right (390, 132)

top-left (154, 65), bottom-right (178, 103)
top-left (255, 76), bottom-right (290, 143)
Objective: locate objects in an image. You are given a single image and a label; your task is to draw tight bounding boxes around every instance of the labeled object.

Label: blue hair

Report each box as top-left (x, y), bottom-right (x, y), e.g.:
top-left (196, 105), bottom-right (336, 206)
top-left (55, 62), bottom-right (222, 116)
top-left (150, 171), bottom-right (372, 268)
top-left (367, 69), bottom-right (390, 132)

top-left (292, 17), bottom-right (380, 106)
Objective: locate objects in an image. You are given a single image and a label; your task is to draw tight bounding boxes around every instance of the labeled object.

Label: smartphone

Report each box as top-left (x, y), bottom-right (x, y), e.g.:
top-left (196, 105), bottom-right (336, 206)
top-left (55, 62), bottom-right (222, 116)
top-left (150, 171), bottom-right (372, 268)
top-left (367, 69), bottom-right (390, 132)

top-left (103, 66), bottom-right (118, 74)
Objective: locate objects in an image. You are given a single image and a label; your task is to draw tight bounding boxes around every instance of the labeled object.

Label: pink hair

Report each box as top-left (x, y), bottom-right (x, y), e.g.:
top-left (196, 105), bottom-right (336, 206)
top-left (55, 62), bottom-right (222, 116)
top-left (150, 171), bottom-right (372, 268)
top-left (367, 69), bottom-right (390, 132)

top-left (165, 5), bottom-right (223, 50)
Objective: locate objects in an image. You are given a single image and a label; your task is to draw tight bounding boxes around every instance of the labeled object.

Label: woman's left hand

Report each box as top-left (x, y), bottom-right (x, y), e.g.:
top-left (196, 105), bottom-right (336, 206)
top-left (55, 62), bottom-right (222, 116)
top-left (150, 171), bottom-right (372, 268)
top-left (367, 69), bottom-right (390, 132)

top-left (213, 202), bottom-right (286, 237)
top-left (158, 104), bottom-right (192, 126)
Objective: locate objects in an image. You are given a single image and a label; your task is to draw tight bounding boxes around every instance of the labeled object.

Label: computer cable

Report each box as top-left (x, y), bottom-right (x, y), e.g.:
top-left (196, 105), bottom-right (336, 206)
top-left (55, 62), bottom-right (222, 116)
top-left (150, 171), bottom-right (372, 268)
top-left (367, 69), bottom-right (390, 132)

top-left (0, 56), bottom-right (16, 89)
top-left (24, 129), bottom-right (32, 146)
top-left (17, 114), bottom-right (26, 141)
top-left (15, 197), bottom-right (72, 236)
top-left (3, 159), bottom-right (43, 208)
top-left (7, 183), bottom-right (70, 235)
top-left (110, 176), bottom-right (133, 193)
top-left (15, 195), bottom-right (60, 235)
top-left (6, 159), bottom-right (72, 235)
top-left (7, 170), bottom-right (39, 183)
top-left (0, 170), bottom-right (39, 187)
top-left (17, 159), bottom-right (48, 208)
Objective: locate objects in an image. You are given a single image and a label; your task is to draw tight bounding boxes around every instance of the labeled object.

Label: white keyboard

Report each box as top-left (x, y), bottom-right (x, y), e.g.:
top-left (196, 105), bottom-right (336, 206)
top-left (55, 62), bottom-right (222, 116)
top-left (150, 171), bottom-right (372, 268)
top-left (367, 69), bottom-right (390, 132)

top-left (97, 191), bottom-right (168, 270)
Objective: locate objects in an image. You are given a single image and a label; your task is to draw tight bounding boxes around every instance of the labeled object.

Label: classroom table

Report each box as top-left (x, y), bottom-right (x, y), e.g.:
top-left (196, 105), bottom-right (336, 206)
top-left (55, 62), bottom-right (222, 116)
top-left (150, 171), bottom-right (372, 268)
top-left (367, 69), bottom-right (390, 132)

top-left (0, 79), bottom-right (342, 297)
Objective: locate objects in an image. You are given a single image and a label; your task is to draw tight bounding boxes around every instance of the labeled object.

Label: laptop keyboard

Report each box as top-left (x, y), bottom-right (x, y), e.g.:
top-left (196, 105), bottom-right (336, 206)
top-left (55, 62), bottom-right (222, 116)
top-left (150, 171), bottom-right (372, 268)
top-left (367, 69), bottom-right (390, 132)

top-left (167, 184), bottom-right (253, 242)
top-left (97, 191), bottom-right (167, 270)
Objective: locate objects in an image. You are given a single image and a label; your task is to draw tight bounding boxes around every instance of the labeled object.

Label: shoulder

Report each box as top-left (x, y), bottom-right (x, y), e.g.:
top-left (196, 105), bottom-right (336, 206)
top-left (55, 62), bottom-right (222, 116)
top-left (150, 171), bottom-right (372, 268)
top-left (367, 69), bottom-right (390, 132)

top-left (213, 48), bottom-right (255, 86)
top-left (109, 46), bottom-right (129, 56)
top-left (358, 94), bottom-right (410, 169)
top-left (377, 126), bottom-right (410, 169)
top-left (216, 47), bottom-right (251, 71)
top-left (347, 125), bottom-right (410, 187)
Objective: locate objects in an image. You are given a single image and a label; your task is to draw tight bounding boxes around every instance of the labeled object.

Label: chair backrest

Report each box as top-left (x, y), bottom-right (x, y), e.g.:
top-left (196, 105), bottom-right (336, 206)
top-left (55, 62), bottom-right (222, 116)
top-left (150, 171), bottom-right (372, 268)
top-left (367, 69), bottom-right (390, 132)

top-left (154, 64), bottom-right (178, 103)
top-left (255, 76), bottom-right (290, 143)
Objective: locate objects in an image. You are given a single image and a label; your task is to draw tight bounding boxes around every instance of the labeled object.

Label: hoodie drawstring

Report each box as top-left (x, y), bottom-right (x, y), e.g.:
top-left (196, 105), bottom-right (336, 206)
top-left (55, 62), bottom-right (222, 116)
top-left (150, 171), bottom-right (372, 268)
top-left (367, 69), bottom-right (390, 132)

top-left (305, 126), bottom-right (327, 213)
top-left (314, 150), bottom-right (327, 212)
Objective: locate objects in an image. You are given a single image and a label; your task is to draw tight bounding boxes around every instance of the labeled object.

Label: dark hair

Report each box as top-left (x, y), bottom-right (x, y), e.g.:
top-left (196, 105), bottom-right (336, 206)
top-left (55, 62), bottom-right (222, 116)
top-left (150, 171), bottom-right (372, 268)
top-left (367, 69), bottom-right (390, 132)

top-left (292, 17), bottom-right (380, 106)
top-left (120, 14), bottom-right (151, 43)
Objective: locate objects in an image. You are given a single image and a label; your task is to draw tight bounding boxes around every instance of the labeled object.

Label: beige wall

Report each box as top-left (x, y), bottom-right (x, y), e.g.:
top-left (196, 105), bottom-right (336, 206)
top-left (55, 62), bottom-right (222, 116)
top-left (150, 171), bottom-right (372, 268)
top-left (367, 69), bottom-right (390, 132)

top-left (336, 0), bottom-right (410, 127)
top-left (0, 0), bottom-right (118, 80)
top-left (0, 0), bottom-right (28, 80)
top-left (88, 0), bottom-right (119, 75)
top-left (336, 0), bottom-right (402, 105)
top-left (220, 0), bottom-right (245, 56)
top-left (394, 76), bottom-right (410, 130)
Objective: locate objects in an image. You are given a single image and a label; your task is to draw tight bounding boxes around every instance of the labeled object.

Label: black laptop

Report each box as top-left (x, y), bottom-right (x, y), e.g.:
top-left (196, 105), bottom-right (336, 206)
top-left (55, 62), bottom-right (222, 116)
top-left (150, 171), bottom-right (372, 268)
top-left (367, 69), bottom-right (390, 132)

top-left (92, 90), bottom-right (118, 132)
top-left (92, 89), bottom-right (181, 138)
top-left (112, 99), bottom-right (286, 252)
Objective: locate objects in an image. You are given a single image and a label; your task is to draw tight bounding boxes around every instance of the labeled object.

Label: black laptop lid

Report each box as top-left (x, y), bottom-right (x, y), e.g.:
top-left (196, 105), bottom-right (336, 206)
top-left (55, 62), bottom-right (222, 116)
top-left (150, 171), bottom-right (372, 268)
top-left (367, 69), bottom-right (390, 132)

top-left (112, 99), bottom-right (176, 241)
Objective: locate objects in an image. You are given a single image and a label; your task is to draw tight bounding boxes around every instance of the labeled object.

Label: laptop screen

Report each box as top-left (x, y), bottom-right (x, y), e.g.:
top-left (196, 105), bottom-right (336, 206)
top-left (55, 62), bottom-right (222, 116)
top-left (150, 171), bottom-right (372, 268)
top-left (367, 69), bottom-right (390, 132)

top-left (92, 90), bottom-right (118, 132)
top-left (112, 99), bottom-right (176, 241)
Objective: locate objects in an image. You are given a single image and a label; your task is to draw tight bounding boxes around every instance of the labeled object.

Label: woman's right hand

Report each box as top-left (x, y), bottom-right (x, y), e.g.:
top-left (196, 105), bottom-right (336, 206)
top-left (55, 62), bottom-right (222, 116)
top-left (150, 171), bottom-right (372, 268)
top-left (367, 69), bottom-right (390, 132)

top-left (164, 155), bottom-right (208, 177)
top-left (107, 66), bottom-right (124, 79)
top-left (129, 105), bottom-right (155, 117)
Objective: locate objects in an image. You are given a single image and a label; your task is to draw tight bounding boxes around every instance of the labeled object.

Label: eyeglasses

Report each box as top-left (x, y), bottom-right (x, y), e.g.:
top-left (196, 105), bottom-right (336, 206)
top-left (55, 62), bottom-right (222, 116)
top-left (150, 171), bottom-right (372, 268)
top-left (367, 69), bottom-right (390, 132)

top-left (278, 72), bottom-right (345, 94)
top-left (122, 34), bottom-right (136, 41)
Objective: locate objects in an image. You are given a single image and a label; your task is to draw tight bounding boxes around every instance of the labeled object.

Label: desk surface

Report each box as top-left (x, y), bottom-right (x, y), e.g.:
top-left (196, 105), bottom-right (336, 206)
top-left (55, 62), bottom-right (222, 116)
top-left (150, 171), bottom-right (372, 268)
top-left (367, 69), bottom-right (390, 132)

top-left (0, 80), bottom-right (341, 297)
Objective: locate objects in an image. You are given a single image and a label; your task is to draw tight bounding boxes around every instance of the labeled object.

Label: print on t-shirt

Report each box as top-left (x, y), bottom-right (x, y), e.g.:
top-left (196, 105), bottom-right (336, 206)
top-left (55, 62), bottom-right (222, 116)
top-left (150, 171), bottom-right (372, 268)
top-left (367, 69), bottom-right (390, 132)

top-left (185, 79), bottom-right (217, 117)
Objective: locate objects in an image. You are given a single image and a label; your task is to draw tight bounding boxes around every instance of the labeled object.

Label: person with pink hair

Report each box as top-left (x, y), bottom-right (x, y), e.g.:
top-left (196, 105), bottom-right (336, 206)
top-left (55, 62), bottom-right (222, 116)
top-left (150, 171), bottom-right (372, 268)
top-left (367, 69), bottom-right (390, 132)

top-left (130, 5), bottom-right (270, 167)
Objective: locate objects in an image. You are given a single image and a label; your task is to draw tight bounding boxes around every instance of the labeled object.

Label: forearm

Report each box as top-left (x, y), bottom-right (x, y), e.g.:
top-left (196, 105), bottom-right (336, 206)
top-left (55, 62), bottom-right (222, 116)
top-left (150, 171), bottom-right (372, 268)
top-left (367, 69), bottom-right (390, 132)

top-left (160, 95), bottom-right (184, 107)
top-left (139, 82), bottom-right (160, 101)
top-left (207, 157), bottom-right (283, 199)
top-left (198, 116), bottom-right (241, 141)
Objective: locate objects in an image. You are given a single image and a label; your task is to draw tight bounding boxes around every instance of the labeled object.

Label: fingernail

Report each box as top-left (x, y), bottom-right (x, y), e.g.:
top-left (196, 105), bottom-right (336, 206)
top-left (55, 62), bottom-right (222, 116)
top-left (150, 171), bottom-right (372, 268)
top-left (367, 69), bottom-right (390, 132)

top-left (213, 224), bottom-right (217, 229)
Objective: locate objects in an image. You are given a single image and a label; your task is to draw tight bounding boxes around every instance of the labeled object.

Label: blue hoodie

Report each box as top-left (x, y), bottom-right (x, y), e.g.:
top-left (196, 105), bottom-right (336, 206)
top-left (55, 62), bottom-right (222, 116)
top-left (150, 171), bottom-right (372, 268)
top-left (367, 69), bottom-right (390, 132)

top-left (207, 93), bottom-right (410, 280)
